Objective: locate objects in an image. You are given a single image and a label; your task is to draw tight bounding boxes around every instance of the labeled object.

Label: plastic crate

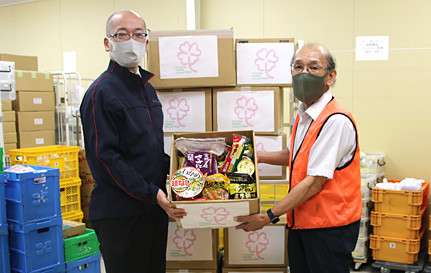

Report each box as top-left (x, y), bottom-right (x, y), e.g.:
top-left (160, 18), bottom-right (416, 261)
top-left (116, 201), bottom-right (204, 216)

top-left (358, 217), bottom-right (371, 238)
top-left (8, 216), bottom-right (65, 273)
top-left (0, 147), bottom-right (3, 173)
top-left (1, 233), bottom-right (11, 273)
top-left (5, 165), bottom-right (61, 225)
top-left (60, 178), bottom-right (81, 215)
top-left (370, 229), bottom-right (425, 265)
top-left (259, 184), bottom-right (289, 201)
top-left (352, 236), bottom-right (369, 260)
top-left (63, 210), bottom-right (84, 223)
top-left (361, 197), bottom-right (372, 219)
top-left (11, 262), bottom-right (66, 273)
top-left (361, 174), bottom-right (377, 199)
top-left (372, 181), bottom-right (429, 215)
top-left (66, 253), bottom-right (101, 273)
top-left (9, 145), bottom-right (80, 180)
top-left (63, 229), bottom-right (100, 263)
top-left (371, 207), bottom-right (427, 239)
top-left (360, 152), bottom-right (385, 175)
top-left (0, 174), bottom-right (7, 228)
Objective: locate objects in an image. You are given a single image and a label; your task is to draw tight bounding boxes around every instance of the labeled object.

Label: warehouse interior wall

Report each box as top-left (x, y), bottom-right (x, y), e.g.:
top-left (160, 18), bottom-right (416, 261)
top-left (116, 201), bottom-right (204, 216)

top-left (0, 0), bottom-right (430, 181)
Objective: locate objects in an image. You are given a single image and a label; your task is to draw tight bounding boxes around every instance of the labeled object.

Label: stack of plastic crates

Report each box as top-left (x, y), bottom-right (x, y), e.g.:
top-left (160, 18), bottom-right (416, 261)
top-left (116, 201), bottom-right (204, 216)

top-left (0, 173), bottom-right (10, 273)
top-left (9, 145), bottom-right (84, 222)
top-left (64, 229), bottom-right (101, 273)
top-left (4, 165), bottom-right (66, 272)
top-left (370, 180), bottom-right (429, 265)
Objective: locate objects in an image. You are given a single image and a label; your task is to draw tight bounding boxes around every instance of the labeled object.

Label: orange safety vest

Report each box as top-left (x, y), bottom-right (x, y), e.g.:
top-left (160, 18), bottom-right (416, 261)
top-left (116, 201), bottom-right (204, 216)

top-left (287, 97), bottom-right (362, 229)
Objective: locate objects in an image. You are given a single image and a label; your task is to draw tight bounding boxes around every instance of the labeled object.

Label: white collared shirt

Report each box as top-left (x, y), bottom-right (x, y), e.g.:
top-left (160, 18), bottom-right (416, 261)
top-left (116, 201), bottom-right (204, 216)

top-left (290, 91), bottom-right (356, 179)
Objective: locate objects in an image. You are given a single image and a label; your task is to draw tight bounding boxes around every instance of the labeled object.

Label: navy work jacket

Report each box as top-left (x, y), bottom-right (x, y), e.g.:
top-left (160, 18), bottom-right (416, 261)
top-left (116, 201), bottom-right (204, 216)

top-left (80, 60), bottom-right (169, 221)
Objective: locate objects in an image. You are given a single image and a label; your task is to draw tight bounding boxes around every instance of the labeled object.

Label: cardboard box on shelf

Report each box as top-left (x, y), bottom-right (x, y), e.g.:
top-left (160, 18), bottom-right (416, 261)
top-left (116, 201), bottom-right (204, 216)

top-left (16, 111), bottom-right (55, 132)
top-left (169, 130), bottom-right (260, 229)
top-left (1, 100), bottom-right (12, 111)
top-left (4, 143), bottom-right (17, 155)
top-left (17, 130), bottom-right (55, 148)
top-left (15, 71), bottom-right (53, 91)
top-left (223, 221), bottom-right (288, 268)
top-left (255, 134), bottom-right (287, 180)
top-left (13, 91), bottom-right (55, 111)
top-left (62, 220), bottom-right (86, 239)
top-left (222, 268), bottom-right (288, 273)
top-left (1, 111), bottom-right (15, 122)
top-left (157, 88), bottom-right (212, 132)
top-left (4, 132), bottom-right (17, 144)
top-left (236, 38), bottom-right (295, 86)
top-left (2, 121), bottom-right (16, 133)
top-left (166, 221), bottom-right (218, 269)
top-left (148, 28), bottom-right (236, 89)
top-left (0, 54), bottom-right (38, 71)
top-left (213, 87), bottom-right (283, 135)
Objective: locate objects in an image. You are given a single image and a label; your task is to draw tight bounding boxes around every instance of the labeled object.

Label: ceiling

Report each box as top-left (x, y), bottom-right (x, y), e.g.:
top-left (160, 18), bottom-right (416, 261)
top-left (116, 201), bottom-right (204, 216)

top-left (0, 0), bottom-right (36, 7)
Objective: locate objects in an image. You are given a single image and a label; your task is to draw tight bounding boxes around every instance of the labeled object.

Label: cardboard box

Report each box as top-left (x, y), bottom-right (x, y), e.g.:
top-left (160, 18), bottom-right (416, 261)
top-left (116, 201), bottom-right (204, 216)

top-left (166, 221), bottom-right (218, 269)
top-left (13, 91), bottom-right (55, 111)
top-left (213, 87), bottom-right (283, 135)
top-left (224, 222), bottom-right (288, 268)
top-left (255, 134), bottom-right (287, 180)
top-left (78, 149), bottom-right (92, 176)
top-left (4, 143), bottom-right (17, 155)
top-left (18, 130), bottom-right (55, 148)
top-left (16, 111), bottom-right (55, 132)
top-left (62, 220), bottom-right (86, 239)
top-left (148, 29), bottom-right (236, 89)
top-left (1, 100), bottom-right (12, 111)
top-left (2, 110), bottom-right (15, 122)
top-left (4, 132), bottom-right (17, 144)
top-left (169, 130), bottom-right (260, 229)
top-left (15, 71), bottom-right (53, 91)
top-left (167, 270), bottom-right (217, 273)
top-left (236, 38), bottom-right (295, 86)
top-left (222, 268), bottom-right (287, 273)
top-left (0, 53), bottom-right (38, 71)
top-left (157, 88), bottom-right (212, 132)
top-left (2, 121), bottom-right (16, 133)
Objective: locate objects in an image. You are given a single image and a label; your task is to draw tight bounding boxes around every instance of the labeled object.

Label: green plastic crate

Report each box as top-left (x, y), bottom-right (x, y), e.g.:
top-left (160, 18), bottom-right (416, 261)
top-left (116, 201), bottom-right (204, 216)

top-left (0, 147), bottom-right (3, 174)
top-left (63, 228), bottom-right (100, 263)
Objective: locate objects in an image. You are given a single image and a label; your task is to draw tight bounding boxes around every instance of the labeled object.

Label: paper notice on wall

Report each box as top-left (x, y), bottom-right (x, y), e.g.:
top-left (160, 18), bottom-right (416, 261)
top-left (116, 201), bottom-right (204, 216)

top-left (237, 43), bottom-right (294, 85)
top-left (217, 91), bottom-right (275, 132)
top-left (158, 91), bottom-right (206, 132)
top-left (166, 222), bottom-right (214, 261)
top-left (227, 225), bottom-right (286, 264)
top-left (175, 201), bottom-right (250, 229)
top-left (63, 51), bottom-right (77, 72)
top-left (255, 136), bottom-right (283, 176)
top-left (355, 36), bottom-right (389, 61)
top-left (159, 35), bottom-right (219, 79)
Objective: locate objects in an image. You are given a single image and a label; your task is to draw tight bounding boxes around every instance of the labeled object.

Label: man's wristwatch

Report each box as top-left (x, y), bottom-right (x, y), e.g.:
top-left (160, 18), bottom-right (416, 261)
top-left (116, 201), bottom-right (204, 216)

top-left (266, 209), bottom-right (280, 224)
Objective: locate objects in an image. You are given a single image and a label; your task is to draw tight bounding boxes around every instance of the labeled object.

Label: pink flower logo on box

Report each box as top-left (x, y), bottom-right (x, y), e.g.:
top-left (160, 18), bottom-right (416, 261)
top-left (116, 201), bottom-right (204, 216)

top-left (234, 96), bottom-right (258, 127)
top-left (177, 41), bottom-right (202, 72)
top-left (172, 228), bottom-right (197, 256)
top-left (201, 207), bottom-right (229, 224)
top-left (245, 231), bottom-right (269, 260)
top-left (256, 142), bottom-right (265, 173)
top-left (254, 48), bottom-right (279, 79)
top-left (166, 97), bottom-right (190, 127)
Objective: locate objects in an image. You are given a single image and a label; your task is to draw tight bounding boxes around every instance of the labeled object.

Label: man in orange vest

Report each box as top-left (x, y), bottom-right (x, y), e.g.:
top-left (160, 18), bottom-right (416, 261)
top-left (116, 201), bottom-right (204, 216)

top-left (235, 44), bottom-right (362, 273)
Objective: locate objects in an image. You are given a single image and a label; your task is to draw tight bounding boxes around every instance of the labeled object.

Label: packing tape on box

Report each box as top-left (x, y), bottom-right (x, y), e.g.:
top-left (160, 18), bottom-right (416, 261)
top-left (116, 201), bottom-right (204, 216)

top-left (239, 86), bottom-right (252, 91)
top-left (148, 28), bottom-right (234, 41)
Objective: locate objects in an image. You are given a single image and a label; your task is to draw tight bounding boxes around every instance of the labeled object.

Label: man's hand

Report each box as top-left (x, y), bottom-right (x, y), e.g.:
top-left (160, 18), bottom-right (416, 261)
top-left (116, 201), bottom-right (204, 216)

top-left (234, 213), bottom-right (270, 232)
top-left (157, 189), bottom-right (187, 219)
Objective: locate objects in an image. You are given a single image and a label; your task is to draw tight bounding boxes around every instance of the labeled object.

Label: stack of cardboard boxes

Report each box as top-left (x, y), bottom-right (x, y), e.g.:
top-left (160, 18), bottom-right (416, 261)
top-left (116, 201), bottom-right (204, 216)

top-left (1, 100), bottom-right (17, 154)
top-left (149, 29), bottom-right (294, 272)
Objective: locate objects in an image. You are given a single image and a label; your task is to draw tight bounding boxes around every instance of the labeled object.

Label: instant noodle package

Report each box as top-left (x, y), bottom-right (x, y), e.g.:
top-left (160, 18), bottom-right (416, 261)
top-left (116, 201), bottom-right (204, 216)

top-left (169, 130), bottom-right (260, 229)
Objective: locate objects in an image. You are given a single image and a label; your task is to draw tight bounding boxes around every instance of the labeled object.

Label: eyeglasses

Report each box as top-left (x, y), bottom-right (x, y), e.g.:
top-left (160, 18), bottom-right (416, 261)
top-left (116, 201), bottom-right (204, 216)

top-left (107, 32), bottom-right (148, 42)
top-left (291, 64), bottom-right (329, 75)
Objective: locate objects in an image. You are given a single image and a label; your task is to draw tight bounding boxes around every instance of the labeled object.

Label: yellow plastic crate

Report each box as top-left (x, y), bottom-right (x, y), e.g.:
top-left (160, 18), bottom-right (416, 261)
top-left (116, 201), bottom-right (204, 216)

top-left (218, 228), bottom-right (224, 250)
top-left (370, 230), bottom-right (424, 264)
top-left (63, 210), bottom-right (84, 223)
top-left (259, 184), bottom-right (289, 201)
top-left (372, 181), bottom-right (429, 215)
top-left (9, 145), bottom-right (80, 180)
top-left (371, 207), bottom-right (427, 239)
top-left (60, 178), bottom-right (82, 215)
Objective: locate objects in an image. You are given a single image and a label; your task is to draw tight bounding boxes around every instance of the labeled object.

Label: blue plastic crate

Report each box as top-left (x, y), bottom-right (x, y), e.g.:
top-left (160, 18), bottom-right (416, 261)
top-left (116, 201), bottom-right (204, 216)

top-left (1, 233), bottom-right (11, 273)
top-left (8, 216), bottom-right (65, 273)
top-left (66, 253), bottom-right (101, 273)
top-left (0, 174), bottom-right (7, 228)
top-left (5, 165), bottom-right (61, 225)
top-left (11, 262), bottom-right (66, 273)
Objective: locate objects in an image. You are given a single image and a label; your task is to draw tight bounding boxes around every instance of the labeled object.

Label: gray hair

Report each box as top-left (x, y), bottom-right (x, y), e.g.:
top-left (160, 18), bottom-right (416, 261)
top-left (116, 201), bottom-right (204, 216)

top-left (106, 10), bottom-right (146, 36)
top-left (291, 43), bottom-right (336, 71)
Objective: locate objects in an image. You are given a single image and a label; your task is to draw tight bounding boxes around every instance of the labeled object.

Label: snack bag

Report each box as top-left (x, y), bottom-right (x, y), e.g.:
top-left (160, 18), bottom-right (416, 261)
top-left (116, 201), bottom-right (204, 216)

top-left (183, 151), bottom-right (218, 175)
top-left (202, 173), bottom-right (230, 200)
top-left (225, 172), bottom-right (257, 199)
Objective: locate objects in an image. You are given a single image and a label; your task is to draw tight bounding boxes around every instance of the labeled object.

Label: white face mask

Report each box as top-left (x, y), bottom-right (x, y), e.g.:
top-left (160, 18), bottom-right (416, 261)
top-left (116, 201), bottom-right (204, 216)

top-left (108, 38), bottom-right (146, 68)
